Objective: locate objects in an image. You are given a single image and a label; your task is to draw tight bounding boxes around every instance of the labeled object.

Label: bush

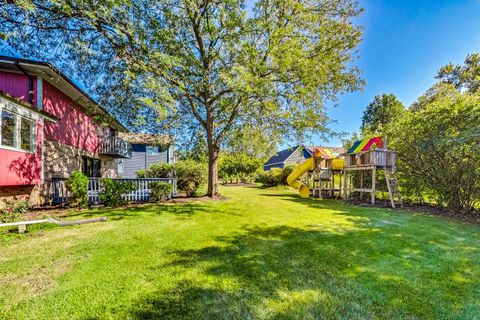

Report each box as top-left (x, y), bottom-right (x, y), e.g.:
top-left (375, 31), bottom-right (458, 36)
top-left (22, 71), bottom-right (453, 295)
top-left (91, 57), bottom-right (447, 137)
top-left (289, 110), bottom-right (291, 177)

top-left (150, 182), bottom-right (174, 202)
top-left (141, 160), bottom-right (206, 197)
top-left (174, 160), bottom-right (206, 197)
top-left (99, 179), bottom-right (135, 207)
top-left (218, 153), bottom-right (264, 183)
top-left (66, 171), bottom-right (89, 208)
top-left (389, 85), bottom-right (480, 211)
top-left (0, 200), bottom-right (30, 223)
top-left (257, 165), bottom-right (296, 187)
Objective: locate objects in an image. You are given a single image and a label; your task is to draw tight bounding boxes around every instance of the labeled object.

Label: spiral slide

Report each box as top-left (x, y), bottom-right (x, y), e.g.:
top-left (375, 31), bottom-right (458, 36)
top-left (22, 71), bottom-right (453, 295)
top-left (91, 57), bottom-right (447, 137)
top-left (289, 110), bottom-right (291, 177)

top-left (286, 157), bottom-right (314, 198)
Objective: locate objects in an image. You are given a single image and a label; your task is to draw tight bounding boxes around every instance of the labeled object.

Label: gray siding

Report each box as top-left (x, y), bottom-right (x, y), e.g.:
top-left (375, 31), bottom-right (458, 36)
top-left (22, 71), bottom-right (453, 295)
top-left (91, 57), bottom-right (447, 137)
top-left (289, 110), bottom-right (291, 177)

top-left (118, 145), bottom-right (172, 178)
top-left (284, 147), bottom-right (305, 166)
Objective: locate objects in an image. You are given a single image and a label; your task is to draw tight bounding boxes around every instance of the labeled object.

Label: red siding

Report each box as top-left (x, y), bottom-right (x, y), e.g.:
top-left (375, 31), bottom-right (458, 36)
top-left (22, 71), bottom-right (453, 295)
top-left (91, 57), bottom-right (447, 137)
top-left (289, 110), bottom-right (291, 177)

top-left (0, 71), bottom-right (37, 106)
top-left (0, 121), bottom-right (42, 186)
top-left (42, 81), bottom-right (99, 153)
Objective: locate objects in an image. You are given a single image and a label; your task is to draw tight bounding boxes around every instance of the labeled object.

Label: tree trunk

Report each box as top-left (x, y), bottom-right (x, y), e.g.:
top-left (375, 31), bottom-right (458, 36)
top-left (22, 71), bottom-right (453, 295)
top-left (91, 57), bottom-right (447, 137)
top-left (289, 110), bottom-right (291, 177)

top-left (206, 118), bottom-right (219, 197)
top-left (207, 143), bottom-right (219, 196)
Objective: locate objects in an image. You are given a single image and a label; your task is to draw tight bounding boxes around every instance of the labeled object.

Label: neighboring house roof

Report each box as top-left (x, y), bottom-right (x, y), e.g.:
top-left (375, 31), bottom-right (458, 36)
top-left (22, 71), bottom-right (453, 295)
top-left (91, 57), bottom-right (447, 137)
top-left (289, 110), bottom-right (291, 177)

top-left (0, 55), bottom-right (127, 132)
top-left (264, 145), bottom-right (346, 168)
top-left (118, 132), bottom-right (173, 147)
top-left (263, 145), bottom-right (301, 167)
top-left (0, 90), bottom-right (57, 122)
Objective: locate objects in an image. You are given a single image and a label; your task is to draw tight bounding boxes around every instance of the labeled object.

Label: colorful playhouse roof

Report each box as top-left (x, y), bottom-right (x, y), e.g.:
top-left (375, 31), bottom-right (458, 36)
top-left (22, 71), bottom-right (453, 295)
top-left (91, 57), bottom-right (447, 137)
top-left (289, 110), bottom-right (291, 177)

top-left (347, 136), bottom-right (384, 154)
top-left (303, 146), bottom-right (340, 159)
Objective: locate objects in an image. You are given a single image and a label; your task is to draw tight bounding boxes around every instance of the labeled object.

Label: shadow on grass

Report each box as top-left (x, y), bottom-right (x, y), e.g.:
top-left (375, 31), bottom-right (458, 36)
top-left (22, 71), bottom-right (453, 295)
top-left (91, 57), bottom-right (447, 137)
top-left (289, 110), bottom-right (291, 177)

top-left (128, 221), bottom-right (479, 319)
top-left (67, 202), bottom-right (229, 221)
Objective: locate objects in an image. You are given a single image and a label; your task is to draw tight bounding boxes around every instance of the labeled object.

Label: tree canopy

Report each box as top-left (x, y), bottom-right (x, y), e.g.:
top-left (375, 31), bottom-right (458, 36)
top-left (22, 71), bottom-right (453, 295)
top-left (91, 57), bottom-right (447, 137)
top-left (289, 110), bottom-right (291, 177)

top-left (361, 93), bottom-right (405, 135)
top-left (0, 0), bottom-right (364, 196)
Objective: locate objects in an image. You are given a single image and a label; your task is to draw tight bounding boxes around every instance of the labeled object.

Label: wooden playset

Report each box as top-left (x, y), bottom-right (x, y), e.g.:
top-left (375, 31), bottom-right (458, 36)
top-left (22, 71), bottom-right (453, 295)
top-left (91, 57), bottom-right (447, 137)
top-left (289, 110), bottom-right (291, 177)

top-left (287, 137), bottom-right (403, 208)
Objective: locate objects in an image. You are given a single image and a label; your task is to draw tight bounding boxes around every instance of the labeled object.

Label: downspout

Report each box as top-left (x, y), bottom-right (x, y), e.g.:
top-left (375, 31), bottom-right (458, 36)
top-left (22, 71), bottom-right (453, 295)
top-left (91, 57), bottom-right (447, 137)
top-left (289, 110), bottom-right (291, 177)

top-left (14, 62), bottom-right (34, 104)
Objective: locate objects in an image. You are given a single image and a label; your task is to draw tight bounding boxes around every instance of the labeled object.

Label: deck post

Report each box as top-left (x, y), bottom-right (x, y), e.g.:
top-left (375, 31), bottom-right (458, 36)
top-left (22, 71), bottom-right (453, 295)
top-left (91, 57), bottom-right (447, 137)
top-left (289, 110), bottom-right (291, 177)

top-left (371, 166), bottom-right (376, 205)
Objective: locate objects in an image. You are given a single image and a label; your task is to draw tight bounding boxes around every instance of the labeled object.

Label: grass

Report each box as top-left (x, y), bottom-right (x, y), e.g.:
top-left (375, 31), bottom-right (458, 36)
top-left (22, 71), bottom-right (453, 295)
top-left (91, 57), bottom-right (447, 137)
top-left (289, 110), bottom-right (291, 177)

top-left (1, 185), bottom-right (480, 319)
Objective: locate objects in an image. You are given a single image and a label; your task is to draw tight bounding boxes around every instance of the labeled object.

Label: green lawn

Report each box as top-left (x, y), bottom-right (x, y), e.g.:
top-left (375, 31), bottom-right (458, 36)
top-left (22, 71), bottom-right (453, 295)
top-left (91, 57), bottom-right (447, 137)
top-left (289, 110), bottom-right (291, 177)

top-left (1, 186), bottom-right (480, 319)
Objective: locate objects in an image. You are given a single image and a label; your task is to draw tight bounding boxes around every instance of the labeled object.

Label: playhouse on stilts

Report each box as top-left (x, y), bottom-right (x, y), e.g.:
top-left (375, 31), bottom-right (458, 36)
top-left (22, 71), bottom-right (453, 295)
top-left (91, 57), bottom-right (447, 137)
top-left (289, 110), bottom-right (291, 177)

top-left (342, 137), bottom-right (403, 208)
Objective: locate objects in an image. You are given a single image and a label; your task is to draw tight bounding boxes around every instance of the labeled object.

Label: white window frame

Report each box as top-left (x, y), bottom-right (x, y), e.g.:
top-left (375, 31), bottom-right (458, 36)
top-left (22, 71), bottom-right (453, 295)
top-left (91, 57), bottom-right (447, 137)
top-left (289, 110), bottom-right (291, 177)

top-left (117, 160), bottom-right (124, 174)
top-left (0, 98), bottom-right (38, 154)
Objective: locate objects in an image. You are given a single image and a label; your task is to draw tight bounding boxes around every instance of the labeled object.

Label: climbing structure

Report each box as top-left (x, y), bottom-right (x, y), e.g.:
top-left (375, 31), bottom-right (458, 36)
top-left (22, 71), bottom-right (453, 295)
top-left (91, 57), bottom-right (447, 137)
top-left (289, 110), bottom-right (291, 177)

top-left (310, 148), bottom-right (344, 199)
top-left (343, 137), bottom-right (403, 208)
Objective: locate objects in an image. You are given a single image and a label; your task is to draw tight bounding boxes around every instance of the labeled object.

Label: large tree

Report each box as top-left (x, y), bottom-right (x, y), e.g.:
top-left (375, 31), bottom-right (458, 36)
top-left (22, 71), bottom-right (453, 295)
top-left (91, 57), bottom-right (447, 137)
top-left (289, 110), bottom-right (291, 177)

top-left (361, 93), bottom-right (404, 135)
top-left (0, 0), bottom-right (364, 196)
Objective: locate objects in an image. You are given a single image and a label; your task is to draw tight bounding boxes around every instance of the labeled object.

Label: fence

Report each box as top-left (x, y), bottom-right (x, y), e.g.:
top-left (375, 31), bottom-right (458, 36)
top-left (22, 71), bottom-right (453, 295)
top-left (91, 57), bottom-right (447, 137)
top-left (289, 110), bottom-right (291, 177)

top-left (52, 178), bottom-right (177, 205)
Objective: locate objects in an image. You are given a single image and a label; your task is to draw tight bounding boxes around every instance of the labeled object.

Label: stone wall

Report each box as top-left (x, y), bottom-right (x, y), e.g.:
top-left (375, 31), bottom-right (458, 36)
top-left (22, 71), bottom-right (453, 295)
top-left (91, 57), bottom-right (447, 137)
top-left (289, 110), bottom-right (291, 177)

top-left (0, 185), bottom-right (42, 209)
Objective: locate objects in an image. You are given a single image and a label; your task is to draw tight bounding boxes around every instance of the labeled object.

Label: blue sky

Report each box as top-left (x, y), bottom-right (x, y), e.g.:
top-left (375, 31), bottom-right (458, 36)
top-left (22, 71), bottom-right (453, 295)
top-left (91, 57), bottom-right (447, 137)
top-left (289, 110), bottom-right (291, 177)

top-left (316, 0), bottom-right (480, 147)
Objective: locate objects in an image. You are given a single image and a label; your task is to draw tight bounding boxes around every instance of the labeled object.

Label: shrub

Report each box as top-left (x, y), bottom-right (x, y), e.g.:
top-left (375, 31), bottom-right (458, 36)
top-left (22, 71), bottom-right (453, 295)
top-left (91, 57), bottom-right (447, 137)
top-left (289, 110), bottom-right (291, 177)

top-left (150, 182), bottom-right (174, 202)
top-left (257, 171), bottom-right (278, 187)
top-left (0, 200), bottom-right (30, 223)
top-left (257, 165), bottom-right (296, 187)
top-left (99, 179), bottom-right (135, 207)
top-left (141, 160), bottom-right (206, 197)
top-left (66, 170), bottom-right (89, 208)
top-left (137, 163), bottom-right (174, 179)
top-left (174, 160), bottom-right (206, 197)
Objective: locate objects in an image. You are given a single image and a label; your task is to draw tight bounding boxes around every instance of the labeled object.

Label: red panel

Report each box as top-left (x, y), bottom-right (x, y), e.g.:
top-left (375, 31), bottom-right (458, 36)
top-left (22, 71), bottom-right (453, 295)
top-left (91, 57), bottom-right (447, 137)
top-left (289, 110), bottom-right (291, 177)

top-left (361, 136), bottom-right (384, 152)
top-left (42, 81), bottom-right (99, 153)
top-left (0, 121), bottom-right (42, 186)
top-left (0, 71), bottom-right (37, 105)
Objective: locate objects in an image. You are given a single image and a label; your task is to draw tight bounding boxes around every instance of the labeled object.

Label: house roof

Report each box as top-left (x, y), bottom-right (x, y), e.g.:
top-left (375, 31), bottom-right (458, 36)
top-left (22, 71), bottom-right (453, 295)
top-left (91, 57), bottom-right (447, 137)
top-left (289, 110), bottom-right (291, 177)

top-left (264, 145), bottom-right (301, 167)
top-left (118, 132), bottom-right (173, 147)
top-left (0, 55), bottom-right (127, 132)
top-left (0, 89), bottom-right (57, 122)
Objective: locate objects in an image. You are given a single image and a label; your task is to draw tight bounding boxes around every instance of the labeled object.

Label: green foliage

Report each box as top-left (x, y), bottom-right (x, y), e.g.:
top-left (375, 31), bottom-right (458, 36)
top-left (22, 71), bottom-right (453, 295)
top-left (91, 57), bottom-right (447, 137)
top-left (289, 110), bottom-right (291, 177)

top-left (149, 182), bottom-right (174, 202)
top-left (141, 160), bottom-right (206, 197)
top-left (99, 179), bottom-right (136, 207)
top-left (257, 165), bottom-right (295, 188)
top-left (389, 86), bottom-right (480, 211)
top-left (361, 94), bottom-right (405, 135)
top-left (218, 153), bottom-right (263, 184)
top-left (0, 200), bottom-right (30, 223)
top-left (436, 53), bottom-right (480, 93)
top-left (138, 163), bottom-right (174, 179)
top-left (66, 171), bottom-right (89, 208)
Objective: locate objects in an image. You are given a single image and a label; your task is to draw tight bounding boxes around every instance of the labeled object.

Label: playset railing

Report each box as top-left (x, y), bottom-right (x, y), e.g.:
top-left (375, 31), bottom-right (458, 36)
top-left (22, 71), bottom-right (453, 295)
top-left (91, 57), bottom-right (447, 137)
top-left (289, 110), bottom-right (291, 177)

top-left (344, 149), bottom-right (396, 168)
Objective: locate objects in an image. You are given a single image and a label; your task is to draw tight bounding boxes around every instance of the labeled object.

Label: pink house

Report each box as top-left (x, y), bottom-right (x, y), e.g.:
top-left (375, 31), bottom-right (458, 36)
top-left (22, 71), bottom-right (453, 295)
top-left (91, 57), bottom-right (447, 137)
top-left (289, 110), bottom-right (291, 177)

top-left (0, 56), bottom-right (131, 206)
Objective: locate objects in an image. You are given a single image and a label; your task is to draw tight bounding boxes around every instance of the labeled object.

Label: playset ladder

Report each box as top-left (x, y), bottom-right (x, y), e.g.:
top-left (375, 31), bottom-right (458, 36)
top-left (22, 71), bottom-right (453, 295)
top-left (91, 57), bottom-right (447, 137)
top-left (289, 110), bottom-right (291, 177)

top-left (384, 170), bottom-right (403, 208)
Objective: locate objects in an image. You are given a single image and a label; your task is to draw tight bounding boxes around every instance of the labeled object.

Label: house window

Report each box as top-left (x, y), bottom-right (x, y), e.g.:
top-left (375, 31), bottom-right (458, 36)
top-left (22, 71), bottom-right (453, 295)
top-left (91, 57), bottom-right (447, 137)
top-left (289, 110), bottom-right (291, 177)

top-left (82, 156), bottom-right (101, 177)
top-left (118, 160), bottom-right (124, 174)
top-left (0, 106), bottom-right (36, 152)
top-left (21, 118), bottom-right (35, 151)
top-left (1, 109), bottom-right (16, 147)
top-left (146, 146), bottom-right (160, 155)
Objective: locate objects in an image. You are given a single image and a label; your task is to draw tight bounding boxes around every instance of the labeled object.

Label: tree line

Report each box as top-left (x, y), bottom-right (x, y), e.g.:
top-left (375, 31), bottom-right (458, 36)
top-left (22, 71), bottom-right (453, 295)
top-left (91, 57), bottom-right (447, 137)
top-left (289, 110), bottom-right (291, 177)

top-left (360, 54), bottom-right (480, 212)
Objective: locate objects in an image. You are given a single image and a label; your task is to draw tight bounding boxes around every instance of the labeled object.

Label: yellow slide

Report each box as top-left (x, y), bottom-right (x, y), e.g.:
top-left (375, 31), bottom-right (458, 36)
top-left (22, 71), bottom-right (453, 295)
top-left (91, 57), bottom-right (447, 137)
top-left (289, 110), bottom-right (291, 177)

top-left (287, 157), bottom-right (314, 198)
